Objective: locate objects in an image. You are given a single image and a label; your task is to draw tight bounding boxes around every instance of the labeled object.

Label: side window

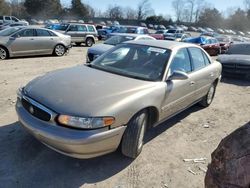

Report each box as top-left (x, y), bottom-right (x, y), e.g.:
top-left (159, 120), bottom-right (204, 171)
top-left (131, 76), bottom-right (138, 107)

top-left (87, 25), bottom-right (95, 32)
top-left (11, 17), bottom-right (19, 22)
top-left (202, 51), bottom-right (211, 66)
top-left (68, 25), bottom-right (78, 31)
top-left (143, 29), bottom-right (149, 34)
top-left (16, 29), bottom-right (34, 37)
top-left (36, 29), bottom-right (51, 37)
top-left (5, 17), bottom-right (11, 21)
top-left (77, 25), bottom-right (87, 32)
top-left (189, 48), bottom-right (206, 71)
top-left (169, 48), bottom-right (192, 75)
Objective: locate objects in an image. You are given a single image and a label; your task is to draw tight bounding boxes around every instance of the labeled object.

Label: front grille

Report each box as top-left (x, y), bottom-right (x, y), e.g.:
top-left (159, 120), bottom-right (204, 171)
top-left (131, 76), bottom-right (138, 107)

top-left (88, 53), bottom-right (94, 62)
top-left (22, 98), bottom-right (51, 121)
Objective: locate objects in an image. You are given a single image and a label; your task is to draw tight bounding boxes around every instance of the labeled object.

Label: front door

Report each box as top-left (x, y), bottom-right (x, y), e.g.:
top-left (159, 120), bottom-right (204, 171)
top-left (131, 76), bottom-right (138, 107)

top-left (9, 29), bottom-right (36, 56)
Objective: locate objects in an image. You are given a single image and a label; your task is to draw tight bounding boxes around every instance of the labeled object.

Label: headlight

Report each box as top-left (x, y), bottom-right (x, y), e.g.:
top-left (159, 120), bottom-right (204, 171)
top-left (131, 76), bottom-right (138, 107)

top-left (58, 115), bottom-right (115, 129)
top-left (16, 87), bottom-right (23, 99)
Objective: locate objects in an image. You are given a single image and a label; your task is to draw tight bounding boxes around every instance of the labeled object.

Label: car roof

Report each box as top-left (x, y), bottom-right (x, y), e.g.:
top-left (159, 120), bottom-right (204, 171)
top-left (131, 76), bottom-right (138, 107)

top-left (125, 40), bottom-right (198, 50)
top-left (110, 33), bottom-right (149, 37)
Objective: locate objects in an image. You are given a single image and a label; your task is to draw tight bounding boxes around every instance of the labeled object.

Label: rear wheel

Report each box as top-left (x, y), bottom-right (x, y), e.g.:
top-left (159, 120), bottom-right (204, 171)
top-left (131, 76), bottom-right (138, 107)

top-left (199, 83), bottom-right (216, 107)
top-left (54, 44), bottom-right (66, 56)
top-left (85, 38), bottom-right (94, 47)
top-left (121, 110), bottom-right (148, 158)
top-left (0, 47), bottom-right (8, 60)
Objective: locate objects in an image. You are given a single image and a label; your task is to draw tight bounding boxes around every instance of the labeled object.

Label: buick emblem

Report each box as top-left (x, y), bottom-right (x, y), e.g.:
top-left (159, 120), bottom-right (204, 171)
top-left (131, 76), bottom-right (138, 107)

top-left (29, 106), bottom-right (34, 114)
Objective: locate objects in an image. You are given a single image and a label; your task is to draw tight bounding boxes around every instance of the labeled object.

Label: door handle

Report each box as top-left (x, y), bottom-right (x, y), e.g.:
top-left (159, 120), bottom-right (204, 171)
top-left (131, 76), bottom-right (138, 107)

top-left (30, 38), bottom-right (34, 40)
top-left (210, 72), bottom-right (214, 77)
top-left (50, 38), bottom-right (54, 40)
top-left (190, 81), bottom-right (195, 86)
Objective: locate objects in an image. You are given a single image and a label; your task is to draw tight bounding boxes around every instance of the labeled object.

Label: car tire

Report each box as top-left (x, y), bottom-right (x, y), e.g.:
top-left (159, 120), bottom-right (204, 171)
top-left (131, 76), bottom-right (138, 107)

top-left (85, 38), bottom-right (94, 47)
top-left (121, 110), bottom-right (148, 158)
top-left (54, 44), bottom-right (66, 56)
top-left (75, 42), bottom-right (82, 46)
top-left (0, 46), bottom-right (8, 60)
top-left (199, 83), bottom-right (216, 107)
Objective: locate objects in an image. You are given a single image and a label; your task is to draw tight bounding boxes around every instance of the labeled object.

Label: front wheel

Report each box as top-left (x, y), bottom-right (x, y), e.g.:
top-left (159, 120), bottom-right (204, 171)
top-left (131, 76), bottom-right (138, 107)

top-left (54, 44), bottom-right (66, 56)
top-left (85, 38), bottom-right (94, 47)
top-left (0, 47), bottom-right (8, 60)
top-left (121, 110), bottom-right (148, 158)
top-left (199, 84), bottom-right (216, 107)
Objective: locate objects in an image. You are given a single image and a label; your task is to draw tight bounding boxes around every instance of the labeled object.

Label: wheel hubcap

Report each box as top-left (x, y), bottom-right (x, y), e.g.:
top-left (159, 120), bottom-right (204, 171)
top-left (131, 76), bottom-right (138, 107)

top-left (0, 48), bottom-right (7, 60)
top-left (87, 40), bottom-right (92, 46)
top-left (138, 116), bottom-right (146, 149)
top-left (207, 86), bottom-right (215, 104)
top-left (55, 45), bottom-right (65, 56)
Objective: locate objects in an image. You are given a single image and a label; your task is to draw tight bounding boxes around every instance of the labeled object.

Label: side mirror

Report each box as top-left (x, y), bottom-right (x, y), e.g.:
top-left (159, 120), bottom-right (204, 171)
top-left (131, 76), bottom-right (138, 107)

top-left (9, 36), bottom-right (17, 40)
top-left (168, 71), bottom-right (189, 81)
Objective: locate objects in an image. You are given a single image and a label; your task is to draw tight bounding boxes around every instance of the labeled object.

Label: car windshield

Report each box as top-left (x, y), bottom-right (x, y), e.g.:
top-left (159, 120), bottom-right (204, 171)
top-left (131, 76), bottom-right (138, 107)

top-left (216, 37), bottom-right (230, 42)
top-left (0, 27), bottom-right (22, 36)
top-left (116, 27), bottom-right (137, 33)
top-left (155, 30), bottom-right (164, 34)
top-left (227, 44), bottom-right (250, 55)
top-left (91, 44), bottom-right (171, 81)
top-left (55, 24), bottom-right (69, 31)
top-left (104, 35), bottom-right (135, 45)
top-left (167, 30), bottom-right (176, 33)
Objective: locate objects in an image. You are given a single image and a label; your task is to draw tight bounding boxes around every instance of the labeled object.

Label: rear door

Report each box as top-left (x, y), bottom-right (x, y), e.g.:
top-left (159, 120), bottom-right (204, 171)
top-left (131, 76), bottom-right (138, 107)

top-left (161, 48), bottom-right (197, 119)
top-left (9, 28), bottom-right (36, 56)
top-left (75, 24), bottom-right (88, 42)
top-left (34, 29), bottom-right (57, 54)
top-left (187, 47), bottom-right (215, 100)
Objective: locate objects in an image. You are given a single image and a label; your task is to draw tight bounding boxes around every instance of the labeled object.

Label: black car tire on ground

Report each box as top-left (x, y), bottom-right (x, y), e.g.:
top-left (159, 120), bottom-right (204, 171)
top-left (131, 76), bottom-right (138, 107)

top-left (53, 44), bottom-right (66, 56)
top-left (85, 38), bottom-right (94, 47)
top-left (0, 46), bottom-right (8, 60)
top-left (199, 83), bottom-right (216, 107)
top-left (121, 110), bottom-right (148, 158)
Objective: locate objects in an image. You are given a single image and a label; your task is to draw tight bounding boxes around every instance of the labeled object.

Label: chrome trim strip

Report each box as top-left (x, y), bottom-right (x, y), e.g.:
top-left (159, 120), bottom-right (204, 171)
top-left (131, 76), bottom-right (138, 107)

top-left (22, 96), bottom-right (56, 121)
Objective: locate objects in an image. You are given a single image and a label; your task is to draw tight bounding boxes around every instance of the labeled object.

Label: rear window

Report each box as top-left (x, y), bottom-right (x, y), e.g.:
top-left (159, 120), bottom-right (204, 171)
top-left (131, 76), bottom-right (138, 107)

top-left (227, 44), bottom-right (250, 55)
top-left (0, 16), bottom-right (3, 20)
top-left (36, 29), bottom-right (51, 36)
top-left (189, 48), bottom-right (206, 71)
top-left (87, 25), bottom-right (95, 32)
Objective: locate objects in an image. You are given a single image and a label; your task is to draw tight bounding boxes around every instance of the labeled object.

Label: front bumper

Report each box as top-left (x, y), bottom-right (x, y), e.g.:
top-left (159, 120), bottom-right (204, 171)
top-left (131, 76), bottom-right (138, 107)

top-left (16, 99), bottom-right (126, 159)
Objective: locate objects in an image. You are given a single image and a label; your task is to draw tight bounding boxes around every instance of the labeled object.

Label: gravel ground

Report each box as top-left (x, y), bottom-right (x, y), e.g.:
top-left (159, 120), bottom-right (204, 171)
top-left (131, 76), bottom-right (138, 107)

top-left (0, 46), bottom-right (249, 188)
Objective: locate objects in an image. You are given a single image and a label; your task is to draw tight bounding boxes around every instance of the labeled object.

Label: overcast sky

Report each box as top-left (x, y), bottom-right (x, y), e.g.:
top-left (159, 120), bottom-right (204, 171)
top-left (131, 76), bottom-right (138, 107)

top-left (62, 0), bottom-right (245, 17)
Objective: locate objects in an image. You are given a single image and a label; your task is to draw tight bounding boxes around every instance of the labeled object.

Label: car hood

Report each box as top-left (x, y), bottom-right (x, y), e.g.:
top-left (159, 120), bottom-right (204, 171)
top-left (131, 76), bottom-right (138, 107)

top-left (24, 65), bottom-right (157, 117)
top-left (217, 54), bottom-right (250, 65)
top-left (88, 43), bottom-right (114, 55)
top-left (0, 36), bottom-right (9, 44)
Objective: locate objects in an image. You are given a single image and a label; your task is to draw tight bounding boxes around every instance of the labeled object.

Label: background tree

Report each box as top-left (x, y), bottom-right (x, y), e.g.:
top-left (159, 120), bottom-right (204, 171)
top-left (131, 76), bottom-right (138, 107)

top-left (105, 5), bottom-right (123, 19)
top-left (0, 0), bottom-right (10, 15)
top-left (228, 8), bottom-right (248, 31)
top-left (137, 0), bottom-right (154, 20)
top-left (172, 0), bottom-right (184, 22)
top-left (124, 7), bottom-right (137, 20)
top-left (24, 0), bottom-right (62, 18)
top-left (198, 8), bottom-right (223, 28)
top-left (70, 0), bottom-right (90, 19)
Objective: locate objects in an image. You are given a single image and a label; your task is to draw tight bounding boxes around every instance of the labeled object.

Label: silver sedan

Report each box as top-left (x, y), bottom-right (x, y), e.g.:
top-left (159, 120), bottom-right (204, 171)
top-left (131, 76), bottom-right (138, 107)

top-left (16, 40), bottom-right (222, 159)
top-left (0, 27), bottom-right (71, 60)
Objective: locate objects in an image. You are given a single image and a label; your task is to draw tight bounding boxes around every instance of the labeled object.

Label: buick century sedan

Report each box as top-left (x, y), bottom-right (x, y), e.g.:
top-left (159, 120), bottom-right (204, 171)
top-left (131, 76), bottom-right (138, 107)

top-left (16, 40), bottom-right (222, 159)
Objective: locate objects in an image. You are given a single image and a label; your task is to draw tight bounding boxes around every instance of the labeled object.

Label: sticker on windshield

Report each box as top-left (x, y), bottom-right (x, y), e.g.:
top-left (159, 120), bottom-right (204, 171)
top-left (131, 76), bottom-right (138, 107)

top-left (148, 47), bottom-right (166, 54)
top-left (125, 37), bottom-right (134, 40)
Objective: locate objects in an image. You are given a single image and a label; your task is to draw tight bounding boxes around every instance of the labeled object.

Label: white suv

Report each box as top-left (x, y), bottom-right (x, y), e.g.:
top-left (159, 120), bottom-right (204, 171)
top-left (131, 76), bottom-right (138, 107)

top-left (0, 16), bottom-right (29, 26)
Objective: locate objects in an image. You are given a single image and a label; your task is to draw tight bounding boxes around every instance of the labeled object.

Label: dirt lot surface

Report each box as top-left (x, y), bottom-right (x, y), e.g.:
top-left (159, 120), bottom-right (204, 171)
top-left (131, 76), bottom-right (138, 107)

top-left (0, 46), bottom-right (249, 188)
